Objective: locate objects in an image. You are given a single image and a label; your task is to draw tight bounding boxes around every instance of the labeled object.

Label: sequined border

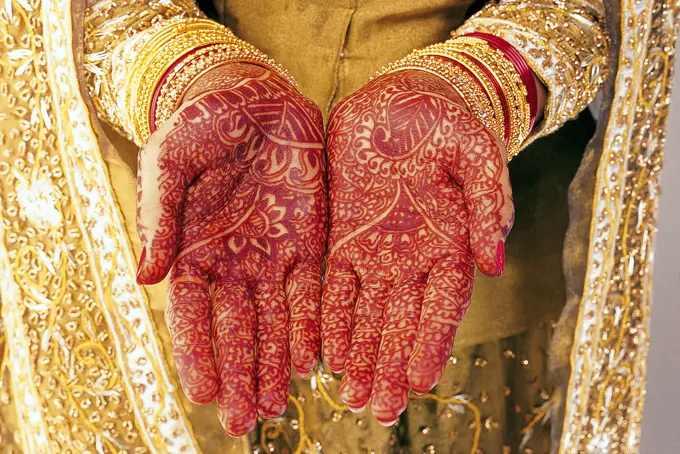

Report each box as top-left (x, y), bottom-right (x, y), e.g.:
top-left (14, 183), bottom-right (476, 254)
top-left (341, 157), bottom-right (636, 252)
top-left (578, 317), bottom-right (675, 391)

top-left (0, 0), bottom-right (200, 451)
top-left (559, 0), bottom-right (680, 451)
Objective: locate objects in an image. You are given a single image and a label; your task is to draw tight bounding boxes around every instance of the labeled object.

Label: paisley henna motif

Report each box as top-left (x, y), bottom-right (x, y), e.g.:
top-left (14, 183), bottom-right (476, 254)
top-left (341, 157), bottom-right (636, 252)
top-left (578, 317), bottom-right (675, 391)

top-left (322, 70), bottom-right (514, 426)
top-left (136, 63), bottom-right (326, 437)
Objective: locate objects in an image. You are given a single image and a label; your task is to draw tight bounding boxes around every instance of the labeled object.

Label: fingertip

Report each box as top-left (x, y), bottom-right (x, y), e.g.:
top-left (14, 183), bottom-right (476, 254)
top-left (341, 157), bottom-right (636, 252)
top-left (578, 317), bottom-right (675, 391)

top-left (371, 397), bottom-right (408, 428)
top-left (407, 363), bottom-right (443, 396)
top-left (181, 376), bottom-right (219, 405)
top-left (329, 365), bottom-right (344, 374)
top-left (217, 381), bottom-right (258, 437)
top-left (409, 379), bottom-right (436, 396)
top-left (257, 395), bottom-right (288, 419)
top-left (290, 325), bottom-right (320, 379)
top-left (295, 368), bottom-right (312, 379)
top-left (339, 377), bottom-right (371, 412)
top-left (321, 338), bottom-right (348, 374)
top-left (473, 238), bottom-right (505, 278)
top-left (219, 407), bottom-right (258, 438)
top-left (321, 353), bottom-right (345, 374)
top-left (293, 358), bottom-right (316, 378)
top-left (136, 268), bottom-right (164, 286)
top-left (376, 417), bottom-right (399, 427)
top-left (136, 247), bottom-right (174, 285)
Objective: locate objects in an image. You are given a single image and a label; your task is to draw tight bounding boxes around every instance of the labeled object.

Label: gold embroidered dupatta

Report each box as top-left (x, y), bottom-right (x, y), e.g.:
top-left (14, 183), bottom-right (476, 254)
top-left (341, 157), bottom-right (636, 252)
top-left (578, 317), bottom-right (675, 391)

top-left (0, 0), bottom-right (676, 452)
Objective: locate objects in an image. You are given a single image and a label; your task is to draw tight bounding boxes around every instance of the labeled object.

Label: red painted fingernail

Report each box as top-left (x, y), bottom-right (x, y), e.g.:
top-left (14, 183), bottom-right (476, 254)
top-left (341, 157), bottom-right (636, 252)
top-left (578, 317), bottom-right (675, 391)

top-left (501, 212), bottom-right (515, 237)
top-left (495, 240), bottom-right (505, 275)
top-left (136, 247), bottom-right (147, 284)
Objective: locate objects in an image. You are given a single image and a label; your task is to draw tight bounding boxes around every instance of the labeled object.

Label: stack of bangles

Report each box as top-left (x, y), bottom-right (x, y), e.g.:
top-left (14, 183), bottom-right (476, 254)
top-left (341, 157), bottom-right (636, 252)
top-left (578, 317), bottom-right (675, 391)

top-left (378, 33), bottom-right (539, 158)
top-left (130, 19), bottom-right (297, 141)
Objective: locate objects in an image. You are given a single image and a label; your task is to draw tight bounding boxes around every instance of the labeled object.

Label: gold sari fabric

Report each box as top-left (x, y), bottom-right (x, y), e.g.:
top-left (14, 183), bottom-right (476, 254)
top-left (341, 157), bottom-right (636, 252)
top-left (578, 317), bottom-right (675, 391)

top-left (0, 0), bottom-right (640, 453)
top-left (91, 1), bottom-right (595, 452)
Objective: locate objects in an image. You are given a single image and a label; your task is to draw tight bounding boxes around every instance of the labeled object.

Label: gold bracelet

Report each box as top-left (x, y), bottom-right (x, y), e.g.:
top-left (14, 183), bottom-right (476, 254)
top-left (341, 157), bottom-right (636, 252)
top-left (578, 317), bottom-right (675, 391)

top-left (453, 2), bottom-right (609, 140)
top-left (412, 49), bottom-right (509, 143)
top-left (127, 19), bottom-right (238, 144)
top-left (126, 18), bottom-right (298, 145)
top-left (153, 42), bottom-right (298, 129)
top-left (377, 54), bottom-right (504, 140)
top-left (439, 37), bottom-right (532, 155)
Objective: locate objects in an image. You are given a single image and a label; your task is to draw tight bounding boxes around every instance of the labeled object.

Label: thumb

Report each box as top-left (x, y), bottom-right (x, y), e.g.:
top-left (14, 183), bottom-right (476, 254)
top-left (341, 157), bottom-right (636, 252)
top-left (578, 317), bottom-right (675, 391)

top-left (458, 128), bottom-right (514, 277)
top-left (135, 121), bottom-right (189, 285)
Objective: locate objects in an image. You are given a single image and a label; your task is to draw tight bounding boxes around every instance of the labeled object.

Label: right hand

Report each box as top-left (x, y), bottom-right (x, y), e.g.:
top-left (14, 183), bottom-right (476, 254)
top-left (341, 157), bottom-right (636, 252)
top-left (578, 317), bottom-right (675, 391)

top-left (135, 62), bottom-right (327, 436)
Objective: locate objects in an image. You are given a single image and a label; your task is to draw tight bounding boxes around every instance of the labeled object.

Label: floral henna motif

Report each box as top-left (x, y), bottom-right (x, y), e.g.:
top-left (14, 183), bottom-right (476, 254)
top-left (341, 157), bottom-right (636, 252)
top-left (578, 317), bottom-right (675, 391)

top-left (136, 63), bottom-right (326, 437)
top-left (322, 70), bottom-right (513, 425)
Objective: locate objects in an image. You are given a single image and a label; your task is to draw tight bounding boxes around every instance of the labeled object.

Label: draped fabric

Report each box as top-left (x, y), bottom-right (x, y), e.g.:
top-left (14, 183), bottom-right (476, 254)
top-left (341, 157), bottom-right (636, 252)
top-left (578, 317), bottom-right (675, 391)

top-left (0, 0), bottom-right (673, 452)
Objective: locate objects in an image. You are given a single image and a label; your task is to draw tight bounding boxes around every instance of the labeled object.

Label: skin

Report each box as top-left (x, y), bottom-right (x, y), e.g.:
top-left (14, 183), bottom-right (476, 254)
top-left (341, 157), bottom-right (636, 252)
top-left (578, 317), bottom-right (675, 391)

top-left (321, 69), bottom-right (515, 426)
top-left (135, 62), bottom-right (326, 437)
top-left (136, 56), bottom-right (538, 436)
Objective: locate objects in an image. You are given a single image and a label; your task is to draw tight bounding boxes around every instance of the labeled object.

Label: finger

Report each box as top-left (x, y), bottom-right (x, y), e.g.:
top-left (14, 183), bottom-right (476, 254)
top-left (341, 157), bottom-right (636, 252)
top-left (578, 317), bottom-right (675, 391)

top-left (339, 281), bottom-right (389, 413)
top-left (321, 262), bottom-right (360, 373)
top-left (254, 281), bottom-right (290, 419)
top-left (370, 277), bottom-right (425, 426)
top-left (212, 281), bottom-right (258, 437)
top-left (455, 127), bottom-right (514, 277)
top-left (166, 266), bottom-right (218, 404)
top-left (136, 98), bottom-right (238, 285)
top-left (407, 253), bottom-right (474, 394)
top-left (287, 261), bottom-right (322, 377)
top-left (135, 121), bottom-right (188, 285)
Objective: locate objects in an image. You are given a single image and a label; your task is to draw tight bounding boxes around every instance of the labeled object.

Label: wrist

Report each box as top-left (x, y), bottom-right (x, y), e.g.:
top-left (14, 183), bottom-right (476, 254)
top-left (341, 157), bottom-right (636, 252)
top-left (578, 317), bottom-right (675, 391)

top-left (181, 62), bottom-right (271, 102)
top-left (150, 42), bottom-right (297, 136)
top-left (124, 18), bottom-right (236, 146)
top-left (377, 34), bottom-right (538, 159)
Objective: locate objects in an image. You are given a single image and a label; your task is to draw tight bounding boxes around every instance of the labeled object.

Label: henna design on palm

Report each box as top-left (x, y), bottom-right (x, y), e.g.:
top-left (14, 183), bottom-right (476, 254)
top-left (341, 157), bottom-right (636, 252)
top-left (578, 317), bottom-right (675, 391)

top-left (321, 70), bottom-right (514, 426)
top-left (136, 63), bottom-right (326, 437)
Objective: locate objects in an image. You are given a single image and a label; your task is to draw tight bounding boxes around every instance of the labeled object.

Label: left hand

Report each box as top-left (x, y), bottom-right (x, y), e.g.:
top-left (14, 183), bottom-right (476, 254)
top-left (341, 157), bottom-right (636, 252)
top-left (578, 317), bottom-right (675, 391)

top-left (321, 69), bottom-right (514, 425)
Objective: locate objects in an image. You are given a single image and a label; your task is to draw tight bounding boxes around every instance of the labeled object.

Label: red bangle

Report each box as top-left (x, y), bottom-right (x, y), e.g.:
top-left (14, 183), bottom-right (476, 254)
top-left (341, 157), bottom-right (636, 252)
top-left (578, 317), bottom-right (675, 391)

top-left (462, 32), bottom-right (538, 131)
top-left (434, 53), bottom-right (512, 146)
top-left (148, 45), bottom-right (209, 134)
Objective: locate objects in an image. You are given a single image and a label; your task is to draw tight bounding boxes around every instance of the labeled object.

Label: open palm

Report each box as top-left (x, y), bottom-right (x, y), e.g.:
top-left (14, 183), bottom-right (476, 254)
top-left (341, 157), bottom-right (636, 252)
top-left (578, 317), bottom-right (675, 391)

top-left (322, 70), bottom-right (514, 425)
top-left (136, 63), bottom-right (326, 436)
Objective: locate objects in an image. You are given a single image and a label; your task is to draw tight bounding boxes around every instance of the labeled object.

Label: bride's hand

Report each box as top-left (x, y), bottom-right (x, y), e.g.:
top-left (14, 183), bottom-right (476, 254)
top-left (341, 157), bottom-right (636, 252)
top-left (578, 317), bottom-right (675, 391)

top-left (135, 62), bottom-right (326, 436)
top-left (322, 69), bottom-right (514, 425)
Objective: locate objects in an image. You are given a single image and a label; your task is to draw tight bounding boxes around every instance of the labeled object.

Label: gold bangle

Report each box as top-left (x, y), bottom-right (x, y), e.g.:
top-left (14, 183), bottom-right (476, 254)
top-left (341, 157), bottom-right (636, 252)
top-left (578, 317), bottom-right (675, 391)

top-left (439, 37), bottom-right (531, 156)
top-left (125, 18), bottom-right (298, 145)
top-left (153, 42), bottom-right (298, 129)
top-left (412, 49), bottom-right (508, 142)
top-left (127, 19), bottom-right (238, 144)
top-left (378, 54), bottom-right (505, 140)
top-left (453, 3), bottom-right (609, 140)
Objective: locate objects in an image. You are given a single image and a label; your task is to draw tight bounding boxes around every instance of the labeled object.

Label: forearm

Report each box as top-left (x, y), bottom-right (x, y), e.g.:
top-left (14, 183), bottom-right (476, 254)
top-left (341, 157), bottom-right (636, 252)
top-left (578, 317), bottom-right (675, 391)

top-left (454, 0), bottom-right (609, 141)
top-left (84, 1), bottom-right (295, 146)
top-left (84, 1), bottom-right (205, 141)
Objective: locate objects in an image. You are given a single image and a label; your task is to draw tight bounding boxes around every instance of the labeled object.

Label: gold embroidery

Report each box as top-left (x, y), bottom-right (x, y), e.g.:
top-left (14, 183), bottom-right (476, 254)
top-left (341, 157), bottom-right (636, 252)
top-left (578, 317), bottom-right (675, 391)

top-left (559, 0), bottom-right (679, 451)
top-left (0, 0), bottom-right (199, 451)
top-left (454, 0), bottom-right (609, 145)
top-left (84, 0), bottom-right (203, 137)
